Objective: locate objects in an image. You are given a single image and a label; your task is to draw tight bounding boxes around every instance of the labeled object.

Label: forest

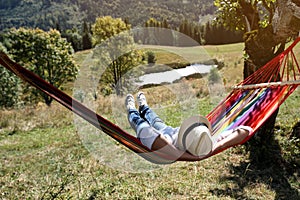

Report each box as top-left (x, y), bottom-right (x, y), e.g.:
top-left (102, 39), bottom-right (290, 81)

top-left (0, 0), bottom-right (243, 49)
top-left (0, 0), bottom-right (216, 29)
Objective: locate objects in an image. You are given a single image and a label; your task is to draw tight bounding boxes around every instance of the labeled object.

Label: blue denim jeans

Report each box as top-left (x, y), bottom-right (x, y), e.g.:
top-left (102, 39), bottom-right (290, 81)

top-left (139, 105), bottom-right (167, 130)
top-left (127, 108), bottom-right (150, 135)
top-left (127, 105), bottom-right (179, 148)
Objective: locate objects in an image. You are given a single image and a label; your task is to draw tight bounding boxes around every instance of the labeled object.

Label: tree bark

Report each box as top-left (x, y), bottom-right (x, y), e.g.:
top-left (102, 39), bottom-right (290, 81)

top-left (272, 0), bottom-right (300, 43)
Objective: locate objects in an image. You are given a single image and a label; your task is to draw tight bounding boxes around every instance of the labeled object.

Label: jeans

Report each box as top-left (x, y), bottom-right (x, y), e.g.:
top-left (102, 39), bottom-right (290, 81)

top-left (139, 105), bottom-right (167, 130)
top-left (127, 105), bottom-right (179, 149)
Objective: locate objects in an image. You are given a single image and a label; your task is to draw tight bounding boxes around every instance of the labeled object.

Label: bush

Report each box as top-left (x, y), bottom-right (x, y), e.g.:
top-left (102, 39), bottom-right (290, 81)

top-left (0, 43), bottom-right (20, 108)
top-left (147, 51), bottom-right (156, 64)
top-left (208, 67), bottom-right (222, 84)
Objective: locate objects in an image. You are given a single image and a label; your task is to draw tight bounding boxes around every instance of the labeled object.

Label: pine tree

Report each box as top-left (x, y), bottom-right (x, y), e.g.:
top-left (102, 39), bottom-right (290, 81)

top-left (82, 21), bottom-right (93, 50)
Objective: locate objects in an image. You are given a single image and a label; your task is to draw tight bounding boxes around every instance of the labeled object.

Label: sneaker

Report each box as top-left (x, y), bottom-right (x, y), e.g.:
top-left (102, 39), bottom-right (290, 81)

top-left (125, 94), bottom-right (136, 110)
top-left (137, 91), bottom-right (148, 107)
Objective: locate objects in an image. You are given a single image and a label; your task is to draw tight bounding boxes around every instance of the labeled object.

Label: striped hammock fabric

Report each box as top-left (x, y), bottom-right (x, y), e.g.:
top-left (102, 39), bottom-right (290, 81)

top-left (208, 38), bottom-right (300, 155)
top-left (0, 38), bottom-right (299, 164)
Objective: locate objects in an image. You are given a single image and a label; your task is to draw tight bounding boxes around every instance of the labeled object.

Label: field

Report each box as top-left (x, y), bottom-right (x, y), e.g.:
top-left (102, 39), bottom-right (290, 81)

top-left (0, 43), bottom-right (299, 199)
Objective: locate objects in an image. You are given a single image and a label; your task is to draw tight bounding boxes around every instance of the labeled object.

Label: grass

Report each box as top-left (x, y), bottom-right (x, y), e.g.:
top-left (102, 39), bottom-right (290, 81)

top-left (204, 43), bottom-right (245, 86)
top-left (0, 42), bottom-right (299, 199)
top-left (138, 43), bottom-right (245, 86)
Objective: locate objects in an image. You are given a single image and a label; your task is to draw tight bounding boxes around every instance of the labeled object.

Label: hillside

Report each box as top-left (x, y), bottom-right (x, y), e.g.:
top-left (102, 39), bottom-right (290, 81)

top-left (0, 0), bottom-right (215, 31)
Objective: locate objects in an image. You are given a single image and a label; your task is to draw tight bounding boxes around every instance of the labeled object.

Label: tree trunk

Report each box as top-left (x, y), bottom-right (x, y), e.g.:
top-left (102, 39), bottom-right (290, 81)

top-left (243, 27), bottom-right (284, 164)
top-left (243, 26), bottom-right (287, 78)
top-left (44, 94), bottom-right (53, 106)
top-left (242, 0), bottom-right (300, 164)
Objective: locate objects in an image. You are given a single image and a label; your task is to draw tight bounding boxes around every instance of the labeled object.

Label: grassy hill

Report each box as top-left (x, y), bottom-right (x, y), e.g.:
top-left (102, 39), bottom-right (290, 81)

top-left (0, 43), bottom-right (299, 199)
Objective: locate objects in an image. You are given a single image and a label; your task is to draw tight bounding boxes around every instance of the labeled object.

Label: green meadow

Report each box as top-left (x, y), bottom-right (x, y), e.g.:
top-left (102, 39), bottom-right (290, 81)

top-left (0, 43), bottom-right (299, 199)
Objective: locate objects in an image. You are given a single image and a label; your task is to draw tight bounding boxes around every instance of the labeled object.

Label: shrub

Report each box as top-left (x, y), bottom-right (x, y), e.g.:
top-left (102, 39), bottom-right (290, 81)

top-left (147, 51), bottom-right (156, 64)
top-left (0, 43), bottom-right (20, 108)
top-left (208, 67), bottom-right (222, 84)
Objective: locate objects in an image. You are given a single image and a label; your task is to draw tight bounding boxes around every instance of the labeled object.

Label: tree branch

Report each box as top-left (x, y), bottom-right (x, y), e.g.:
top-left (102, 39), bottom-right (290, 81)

top-left (238, 0), bottom-right (260, 31)
top-left (261, 0), bottom-right (275, 22)
top-left (272, 0), bottom-right (300, 42)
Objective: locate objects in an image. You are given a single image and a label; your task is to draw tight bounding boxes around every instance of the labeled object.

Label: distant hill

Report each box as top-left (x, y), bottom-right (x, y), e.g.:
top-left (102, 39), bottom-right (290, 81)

top-left (0, 0), bottom-right (215, 31)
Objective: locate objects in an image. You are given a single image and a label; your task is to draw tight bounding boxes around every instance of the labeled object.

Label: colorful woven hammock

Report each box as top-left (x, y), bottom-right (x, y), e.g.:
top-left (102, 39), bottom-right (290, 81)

top-left (0, 38), bottom-right (299, 164)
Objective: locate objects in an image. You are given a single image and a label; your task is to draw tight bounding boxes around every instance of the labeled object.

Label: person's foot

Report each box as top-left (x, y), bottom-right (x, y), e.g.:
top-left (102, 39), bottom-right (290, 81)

top-left (125, 94), bottom-right (136, 110)
top-left (137, 91), bottom-right (148, 107)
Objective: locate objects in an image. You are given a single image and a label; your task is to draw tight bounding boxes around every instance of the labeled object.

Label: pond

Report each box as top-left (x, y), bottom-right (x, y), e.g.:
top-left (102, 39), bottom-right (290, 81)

top-left (137, 64), bottom-right (216, 86)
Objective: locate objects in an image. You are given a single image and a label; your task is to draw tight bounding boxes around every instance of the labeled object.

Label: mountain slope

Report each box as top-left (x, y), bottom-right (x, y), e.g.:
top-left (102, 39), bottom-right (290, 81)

top-left (0, 0), bottom-right (215, 31)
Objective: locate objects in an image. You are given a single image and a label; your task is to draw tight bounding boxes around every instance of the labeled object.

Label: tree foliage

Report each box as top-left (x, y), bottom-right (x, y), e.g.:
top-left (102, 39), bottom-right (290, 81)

top-left (92, 16), bottom-right (145, 96)
top-left (142, 18), bottom-right (174, 46)
top-left (3, 28), bottom-right (79, 105)
top-left (214, 0), bottom-right (300, 72)
top-left (0, 42), bottom-right (20, 108)
top-left (61, 28), bottom-right (83, 52)
top-left (0, 0), bottom-right (215, 32)
top-left (0, 0), bottom-right (85, 32)
top-left (214, 0), bottom-right (286, 32)
top-left (146, 51), bottom-right (156, 64)
top-left (0, 0), bottom-right (244, 49)
top-left (92, 16), bottom-right (131, 45)
top-left (140, 17), bottom-right (243, 46)
top-left (0, 0), bottom-right (20, 9)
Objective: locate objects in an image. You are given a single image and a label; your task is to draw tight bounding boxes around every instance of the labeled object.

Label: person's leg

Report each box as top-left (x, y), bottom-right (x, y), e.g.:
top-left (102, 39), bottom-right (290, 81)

top-left (126, 94), bottom-right (149, 134)
top-left (137, 92), bottom-right (179, 145)
top-left (137, 92), bottom-right (167, 131)
top-left (125, 94), bottom-right (160, 149)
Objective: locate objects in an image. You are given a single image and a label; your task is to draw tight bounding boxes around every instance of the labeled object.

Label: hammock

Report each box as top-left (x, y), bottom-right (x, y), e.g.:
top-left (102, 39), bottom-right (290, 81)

top-left (0, 38), bottom-right (300, 164)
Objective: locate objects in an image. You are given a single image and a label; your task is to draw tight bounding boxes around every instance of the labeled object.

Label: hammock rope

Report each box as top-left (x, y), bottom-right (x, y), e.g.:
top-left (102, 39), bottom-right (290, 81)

top-left (0, 37), bottom-right (300, 164)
